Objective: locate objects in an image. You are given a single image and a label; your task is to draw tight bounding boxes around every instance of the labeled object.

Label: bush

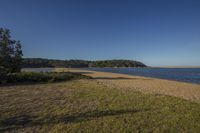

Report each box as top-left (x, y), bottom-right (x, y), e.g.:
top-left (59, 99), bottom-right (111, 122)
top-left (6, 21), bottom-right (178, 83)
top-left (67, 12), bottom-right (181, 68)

top-left (1, 72), bottom-right (90, 84)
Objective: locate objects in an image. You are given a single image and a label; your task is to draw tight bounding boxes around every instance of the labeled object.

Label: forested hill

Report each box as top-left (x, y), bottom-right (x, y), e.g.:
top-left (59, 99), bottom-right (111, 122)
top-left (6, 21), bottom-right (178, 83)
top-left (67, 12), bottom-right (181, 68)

top-left (22, 58), bottom-right (146, 68)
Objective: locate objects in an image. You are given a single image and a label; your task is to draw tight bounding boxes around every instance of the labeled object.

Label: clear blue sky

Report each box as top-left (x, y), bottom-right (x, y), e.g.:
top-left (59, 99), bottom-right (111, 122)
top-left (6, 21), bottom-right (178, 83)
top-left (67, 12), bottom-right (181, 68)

top-left (0, 0), bottom-right (200, 66)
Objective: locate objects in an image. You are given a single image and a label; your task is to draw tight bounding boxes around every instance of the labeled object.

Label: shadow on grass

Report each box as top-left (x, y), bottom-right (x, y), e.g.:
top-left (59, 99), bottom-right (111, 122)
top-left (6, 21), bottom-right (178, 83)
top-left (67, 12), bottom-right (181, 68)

top-left (71, 72), bottom-right (94, 74)
top-left (0, 109), bottom-right (149, 132)
top-left (0, 79), bottom-right (74, 87)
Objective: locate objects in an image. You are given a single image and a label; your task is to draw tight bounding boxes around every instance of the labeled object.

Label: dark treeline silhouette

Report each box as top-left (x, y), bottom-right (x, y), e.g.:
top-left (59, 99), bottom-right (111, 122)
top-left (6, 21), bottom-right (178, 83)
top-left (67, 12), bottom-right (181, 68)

top-left (22, 58), bottom-right (146, 68)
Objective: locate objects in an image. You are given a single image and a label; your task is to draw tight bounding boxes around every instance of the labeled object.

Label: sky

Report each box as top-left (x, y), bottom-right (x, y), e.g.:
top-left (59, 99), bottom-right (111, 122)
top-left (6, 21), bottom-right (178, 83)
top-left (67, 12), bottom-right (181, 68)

top-left (0, 0), bottom-right (200, 67)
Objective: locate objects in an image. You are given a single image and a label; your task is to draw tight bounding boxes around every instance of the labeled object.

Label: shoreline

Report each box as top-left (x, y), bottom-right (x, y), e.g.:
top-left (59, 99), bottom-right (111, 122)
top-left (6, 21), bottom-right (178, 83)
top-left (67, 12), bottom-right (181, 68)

top-left (63, 68), bottom-right (200, 103)
top-left (70, 68), bottom-right (200, 85)
top-left (23, 67), bottom-right (200, 85)
top-left (67, 68), bottom-right (200, 85)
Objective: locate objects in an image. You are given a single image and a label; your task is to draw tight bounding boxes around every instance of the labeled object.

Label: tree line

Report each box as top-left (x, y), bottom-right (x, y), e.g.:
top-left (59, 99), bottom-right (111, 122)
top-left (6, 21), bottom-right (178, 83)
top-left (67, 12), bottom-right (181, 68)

top-left (22, 58), bottom-right (146, 68)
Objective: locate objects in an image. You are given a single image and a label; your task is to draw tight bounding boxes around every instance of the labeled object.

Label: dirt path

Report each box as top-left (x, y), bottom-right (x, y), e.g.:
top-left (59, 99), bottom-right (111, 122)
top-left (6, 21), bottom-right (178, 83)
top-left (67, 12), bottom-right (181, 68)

top-left (63, 68), bottom-right (200, 103)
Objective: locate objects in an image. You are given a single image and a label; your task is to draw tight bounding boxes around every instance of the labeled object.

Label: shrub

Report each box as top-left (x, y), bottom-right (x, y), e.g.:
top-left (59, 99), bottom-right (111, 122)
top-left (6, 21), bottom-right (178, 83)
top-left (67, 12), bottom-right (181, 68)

top-left (1, 72), bottom-right (90, 84)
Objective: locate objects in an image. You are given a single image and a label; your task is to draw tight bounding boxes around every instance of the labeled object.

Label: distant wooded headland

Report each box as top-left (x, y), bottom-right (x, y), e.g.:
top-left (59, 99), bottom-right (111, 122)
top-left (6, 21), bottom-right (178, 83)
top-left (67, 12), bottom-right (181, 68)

top-left (23, 58), bottom-right (146, 68)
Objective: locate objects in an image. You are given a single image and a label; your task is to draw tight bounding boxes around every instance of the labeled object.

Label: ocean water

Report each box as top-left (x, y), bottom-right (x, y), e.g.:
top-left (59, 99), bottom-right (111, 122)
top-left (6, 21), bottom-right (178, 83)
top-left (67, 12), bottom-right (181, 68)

top-left (84, 68), bottom-right (200, 84)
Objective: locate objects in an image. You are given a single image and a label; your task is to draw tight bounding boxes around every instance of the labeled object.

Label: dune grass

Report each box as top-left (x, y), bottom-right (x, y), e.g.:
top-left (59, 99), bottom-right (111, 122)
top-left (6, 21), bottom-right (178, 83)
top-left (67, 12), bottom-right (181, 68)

top-left (1, 79), bottom-right (200, 133)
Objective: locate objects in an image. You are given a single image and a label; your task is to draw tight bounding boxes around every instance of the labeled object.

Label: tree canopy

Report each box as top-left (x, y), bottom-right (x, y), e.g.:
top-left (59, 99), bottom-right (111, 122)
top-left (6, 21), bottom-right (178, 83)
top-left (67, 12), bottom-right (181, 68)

top-left (22, 58), bottom-right (146, 68)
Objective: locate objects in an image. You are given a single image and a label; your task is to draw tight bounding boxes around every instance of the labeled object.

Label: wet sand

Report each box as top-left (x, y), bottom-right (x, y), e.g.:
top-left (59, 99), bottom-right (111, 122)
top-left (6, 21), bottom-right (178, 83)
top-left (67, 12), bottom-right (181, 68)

top-left (62, 68), bottom-right (200, 103)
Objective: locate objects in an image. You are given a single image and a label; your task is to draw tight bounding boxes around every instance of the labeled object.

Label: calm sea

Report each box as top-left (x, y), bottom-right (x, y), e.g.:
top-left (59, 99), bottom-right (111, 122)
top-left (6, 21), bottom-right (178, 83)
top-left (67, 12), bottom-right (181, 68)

top-left (84, 68), bottom-right (200, 84)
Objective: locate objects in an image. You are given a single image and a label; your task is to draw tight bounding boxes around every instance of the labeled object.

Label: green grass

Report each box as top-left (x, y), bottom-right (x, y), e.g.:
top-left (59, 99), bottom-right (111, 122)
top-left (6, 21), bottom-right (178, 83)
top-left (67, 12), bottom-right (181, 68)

top-left (1, 79), bottom-right (200, 133)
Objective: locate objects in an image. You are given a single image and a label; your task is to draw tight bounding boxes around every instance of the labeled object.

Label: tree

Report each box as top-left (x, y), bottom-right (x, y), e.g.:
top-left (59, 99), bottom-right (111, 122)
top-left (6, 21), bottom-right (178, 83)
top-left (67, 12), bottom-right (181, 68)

top-left (0, 28), bottom-right (23, 74)
top-left (12, 41), bottom-right (23, 72)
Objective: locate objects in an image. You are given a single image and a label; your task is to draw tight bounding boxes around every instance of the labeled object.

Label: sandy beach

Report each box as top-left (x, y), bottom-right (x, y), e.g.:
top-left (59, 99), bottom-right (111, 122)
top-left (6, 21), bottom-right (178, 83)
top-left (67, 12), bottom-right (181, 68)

top-left (63, 68), bottom-right (200, 103)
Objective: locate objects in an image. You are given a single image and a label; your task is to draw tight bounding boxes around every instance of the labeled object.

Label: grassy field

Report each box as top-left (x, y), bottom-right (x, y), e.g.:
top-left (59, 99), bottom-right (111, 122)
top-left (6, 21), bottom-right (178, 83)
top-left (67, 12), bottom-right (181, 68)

top-left (1, 79), bottom-right (200, 133)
